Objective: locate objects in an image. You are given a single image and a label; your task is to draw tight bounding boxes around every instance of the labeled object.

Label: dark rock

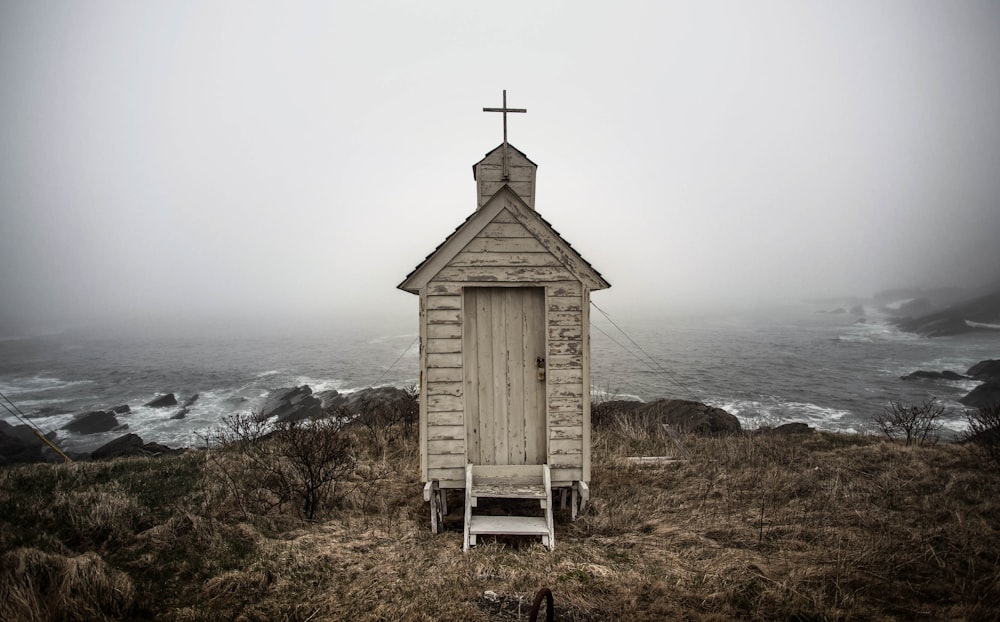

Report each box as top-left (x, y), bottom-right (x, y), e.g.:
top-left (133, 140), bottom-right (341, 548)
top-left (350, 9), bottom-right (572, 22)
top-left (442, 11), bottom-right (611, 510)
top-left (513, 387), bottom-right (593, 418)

top-left (110, 405), bottom-right (131, 414)
top-left (182, 394), bottom-right (199, 408)
top-left (169, 408), bottom-right (189, 420)
top-left (32, 406), bottom-right (70, 418)
top-left (960, 382), bottom-right (1000, 409)
top-left (92, 434), bottom-right (145, 460)
top-left (0, 420), bottom-right (61, 465)
top-left (141, 442), bottom-right (179, 456)
top-left (62, 410), bottom-right (120, 435)
top-left (91, 434), bottom-right (180, 460)
top-left (145, 393), bottom-right (178, 408)
top-left (345, 386), bottom-right (409, 411)
top-left (635, 399), bottom-right (741, 435)
top-left (967, 360), bottom-right (1000, 383)
top-left (769, 422), bottom-right (815, 435)
top-left (901, 370), bottom-right (968, 381)
top-left (259, 386), bottom-right (324, 422)
top-left (316, 389), bottom-right (347, 411)
top-left (895, 298), bottom-right (935, 317)
top-left (895, 291), bottom-right (1000, 337)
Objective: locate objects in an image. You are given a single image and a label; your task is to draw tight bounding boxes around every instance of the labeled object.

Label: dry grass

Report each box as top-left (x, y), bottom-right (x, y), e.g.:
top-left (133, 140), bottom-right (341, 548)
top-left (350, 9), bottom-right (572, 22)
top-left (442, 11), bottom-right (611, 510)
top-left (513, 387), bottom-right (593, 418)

top-left (2, 424), bottom-right (999, 621)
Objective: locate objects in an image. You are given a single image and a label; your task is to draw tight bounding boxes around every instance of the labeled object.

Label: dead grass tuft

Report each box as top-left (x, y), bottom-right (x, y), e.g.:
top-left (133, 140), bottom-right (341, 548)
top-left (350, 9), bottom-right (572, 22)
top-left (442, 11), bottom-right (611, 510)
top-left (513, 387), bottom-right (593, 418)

top-left (0, 548), bottom-right (134, 622)
top-left (2, 423), bottom-right (1000, 620)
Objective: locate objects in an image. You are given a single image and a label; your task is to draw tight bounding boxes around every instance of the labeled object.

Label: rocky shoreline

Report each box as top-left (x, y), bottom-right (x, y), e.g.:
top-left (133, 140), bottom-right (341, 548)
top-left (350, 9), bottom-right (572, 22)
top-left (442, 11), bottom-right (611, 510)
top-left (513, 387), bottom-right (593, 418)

top-left (4, 358), bottom-right (999, 466)
top-left (901, 359), bottom-right (1000, 409)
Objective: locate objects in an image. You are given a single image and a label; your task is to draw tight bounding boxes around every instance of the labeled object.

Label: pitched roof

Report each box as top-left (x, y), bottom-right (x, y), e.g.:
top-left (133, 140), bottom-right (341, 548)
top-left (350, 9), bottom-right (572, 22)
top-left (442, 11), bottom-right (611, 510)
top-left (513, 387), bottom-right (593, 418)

top-left (398, 185), bottom-right (609, 293)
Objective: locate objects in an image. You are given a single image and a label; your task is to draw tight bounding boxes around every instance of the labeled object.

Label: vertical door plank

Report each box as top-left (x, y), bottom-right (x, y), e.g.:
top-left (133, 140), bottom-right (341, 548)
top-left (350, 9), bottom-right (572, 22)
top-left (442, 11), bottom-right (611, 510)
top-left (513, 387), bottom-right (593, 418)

top-left (491, 290), bottom-right (509, 465)
top-left (507, 289), bottom-right (526, 464)
top-left (463, 288), bottom-right (480, 465)
top-left (476, 290), bottom-right (495, 465)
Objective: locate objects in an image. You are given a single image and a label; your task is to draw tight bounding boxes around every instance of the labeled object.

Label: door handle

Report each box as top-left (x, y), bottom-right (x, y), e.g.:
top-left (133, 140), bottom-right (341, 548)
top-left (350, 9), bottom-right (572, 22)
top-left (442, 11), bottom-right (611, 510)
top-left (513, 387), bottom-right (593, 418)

top-left (536, 357), bottom-right (545, 381)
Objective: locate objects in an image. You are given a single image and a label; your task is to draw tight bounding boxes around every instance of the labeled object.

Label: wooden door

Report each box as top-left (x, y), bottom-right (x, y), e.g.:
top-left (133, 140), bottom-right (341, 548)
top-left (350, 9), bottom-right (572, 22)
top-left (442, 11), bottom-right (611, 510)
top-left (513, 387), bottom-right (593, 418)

top-left (464, 287), bottom-right (546, 466)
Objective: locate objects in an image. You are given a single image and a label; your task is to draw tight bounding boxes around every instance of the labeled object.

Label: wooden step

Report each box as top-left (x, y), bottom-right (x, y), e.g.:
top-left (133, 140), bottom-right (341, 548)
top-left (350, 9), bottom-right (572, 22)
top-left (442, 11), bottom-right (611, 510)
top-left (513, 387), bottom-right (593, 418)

top-left (471, 481), bottom-right (547, 500)
top-left (468, 515), bottom-right (550, 536)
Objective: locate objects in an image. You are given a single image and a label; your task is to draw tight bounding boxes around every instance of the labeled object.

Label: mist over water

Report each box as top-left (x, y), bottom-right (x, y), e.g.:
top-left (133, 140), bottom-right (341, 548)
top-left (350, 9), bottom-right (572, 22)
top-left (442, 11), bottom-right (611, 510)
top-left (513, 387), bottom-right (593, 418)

top-left (3, 301), bottom-right (997, 455)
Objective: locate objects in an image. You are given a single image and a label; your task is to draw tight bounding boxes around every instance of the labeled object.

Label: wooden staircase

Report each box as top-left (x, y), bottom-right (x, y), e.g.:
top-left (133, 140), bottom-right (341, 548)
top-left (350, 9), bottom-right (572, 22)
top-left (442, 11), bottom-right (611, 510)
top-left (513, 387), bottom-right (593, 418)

top-left (464, 463), bottom-right (555, 551)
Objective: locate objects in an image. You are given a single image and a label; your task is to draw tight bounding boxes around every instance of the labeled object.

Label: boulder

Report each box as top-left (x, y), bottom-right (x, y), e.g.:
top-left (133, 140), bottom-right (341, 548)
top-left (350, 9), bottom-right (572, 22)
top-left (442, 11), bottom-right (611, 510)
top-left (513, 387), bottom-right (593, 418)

top-left (960, 382), bottom-right (1000, 409)
top-left (967, 360), bottom-right (1000, 383)
top-left (316, 389), bottom-right (347, 411)
top-left (259, 386), bottom-right (324, 423)
top-left (0, 421), bottom-right (60, 465)
top-left (91, 434), bottom-right (180, 460)
top-left (345, 386), bottom-right (410, 411)
top-left (635, 399), bottom-right (741, 435)
top-left (169, 408), bottom-right (189, 420)
top-left (110, 405), bottom-right (131, 414)
top-left (62, 411), bottom-right (120, 435)
top-left (145, 393), bottom-right (177, 408)
top-left (769, 422), bottom-right (815, 435)
top-left (901, 370), bottom-right (968, 381)
top-left (181, 394), bottom-right (199, 408)
top-left (91, 434), bottom-right (145, 460)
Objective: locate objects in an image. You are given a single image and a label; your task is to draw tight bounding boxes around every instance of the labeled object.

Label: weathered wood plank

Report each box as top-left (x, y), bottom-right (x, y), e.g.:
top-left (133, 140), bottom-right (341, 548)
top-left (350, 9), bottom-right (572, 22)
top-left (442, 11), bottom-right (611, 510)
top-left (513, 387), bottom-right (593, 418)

top-left (479, 180), bottom-right (533, 198)
top-left (548, 282), bottom-right (582, 297)
top-left (547, 311), bottom-right (582, 326)
top-left (428, 439), bottom-right (465, 455)
top-left (549, 438), bottom-right (584, 455)
top-left (464, 288), bottom-right (481, 464)
top-left (427, 322), bottom-right (461, 339)
top-left (427, 295), bottom-right (462, 310)
top-left (548, 296), bottom-right (582, 312)
top-left (525, 288), bottom-right (546, 465)
top-left (549, 368), bottom-right (583, 385)
top-left (547, 354), bottom-right (582, 370)
top-left (549, 340), bottom-right (582, 356)
top-left (428, 394), bottom-right (462, 411)
top-left (549, 325), bottom-right (583, 340)
top-left (451, 252), bottom-right (560, 267)
top-left (491, 209), bottom-right (518, 224)
top-left (436, 266), bottom-right (576, 283)
top-left (480, 223), bottom-right (533, 238)
top-left (427, 353), bottom-right (462, 368)
top-left (426, 338), bottom-right (462, 354)
top-left (550, 425), bottom-right (583, 440)
top-left (427, 367), bottom-right (462, 383)
top-left (427, 381), bottom-right (462, 397)
top-left (549, 411), bottom-right (583, 427)
top-left (427, 411), bottom-right (463, 427)
top-left (428, 309), bottom-right (461, 324)
top-left (491, 289), bottom-right (508, 466)
top-left (550, 467), bottom-right (583, 481)
top-left (549, 385), bottom-right (584, 399)
top-left (428, 282), bottom-right (463, 295)
top-left (428, 467), bottom-right (464, 483)
top-left (463, 237), bottom-right (548, 253)
top-left (427, 453), bottom-right (466, 468)
top-left (549, 397), bottom-right (583, 413)
top-left (506, 288), bottom-right (525, 465)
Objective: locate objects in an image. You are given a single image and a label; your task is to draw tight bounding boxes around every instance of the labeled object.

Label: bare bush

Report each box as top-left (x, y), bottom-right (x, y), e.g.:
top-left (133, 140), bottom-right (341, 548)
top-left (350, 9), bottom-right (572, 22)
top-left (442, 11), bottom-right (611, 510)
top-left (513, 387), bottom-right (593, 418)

top-left (964, 402), bottom-right (1000, 468)
top-left (207, 413), bottom-right (355, 520)
top-left (347, 385), bottom-right (419, 456)
top-left (874, 398), bottom-right (945, 446)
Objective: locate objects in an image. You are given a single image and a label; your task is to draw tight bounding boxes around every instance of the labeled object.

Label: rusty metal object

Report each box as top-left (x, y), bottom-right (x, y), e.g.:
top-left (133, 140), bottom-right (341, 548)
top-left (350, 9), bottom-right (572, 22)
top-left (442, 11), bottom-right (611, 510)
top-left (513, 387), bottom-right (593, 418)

top-left (528, 587), bottom-right (553, 622)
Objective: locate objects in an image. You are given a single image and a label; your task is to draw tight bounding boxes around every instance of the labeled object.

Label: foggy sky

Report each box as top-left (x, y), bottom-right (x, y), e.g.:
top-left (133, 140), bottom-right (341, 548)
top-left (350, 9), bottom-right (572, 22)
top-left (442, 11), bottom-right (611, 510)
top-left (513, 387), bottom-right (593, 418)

top-left (2, 1), bottom-right (999, 333)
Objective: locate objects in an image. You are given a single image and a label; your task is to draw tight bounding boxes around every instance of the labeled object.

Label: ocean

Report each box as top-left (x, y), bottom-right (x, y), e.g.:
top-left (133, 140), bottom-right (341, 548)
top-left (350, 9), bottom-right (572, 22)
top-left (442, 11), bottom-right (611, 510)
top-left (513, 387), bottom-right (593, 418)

top-left (2, 303), bottom-right (997, 454)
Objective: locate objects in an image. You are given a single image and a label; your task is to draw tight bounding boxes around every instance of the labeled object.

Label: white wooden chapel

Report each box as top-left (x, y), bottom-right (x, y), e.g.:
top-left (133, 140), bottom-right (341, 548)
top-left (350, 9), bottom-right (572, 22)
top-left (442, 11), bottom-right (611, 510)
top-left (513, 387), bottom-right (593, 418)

top-left (398, 92), bottom-right (609, 550)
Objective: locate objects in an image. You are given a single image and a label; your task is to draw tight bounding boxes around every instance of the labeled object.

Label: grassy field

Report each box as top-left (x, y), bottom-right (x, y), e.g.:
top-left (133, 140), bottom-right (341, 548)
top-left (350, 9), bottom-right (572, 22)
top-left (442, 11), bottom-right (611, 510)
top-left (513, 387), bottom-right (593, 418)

top-left (2, 417), bottom-right (999, 621)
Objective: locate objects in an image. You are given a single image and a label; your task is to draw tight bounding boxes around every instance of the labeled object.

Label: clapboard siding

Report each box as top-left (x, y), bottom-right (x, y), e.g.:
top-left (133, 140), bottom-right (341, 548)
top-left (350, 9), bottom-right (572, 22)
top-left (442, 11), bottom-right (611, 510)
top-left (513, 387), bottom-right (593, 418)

top-left (427, 411), bottom-right (463, 426)
top-left (435, 266), bottom-right (577, 282)
top-left (426, 338), bottom-right (461, 354)
top-left (451, 252), bottom-right (560, 267)
top-left (427, 425), bottom-right (465, 441)
top-left (427, 295), bottom-right (462, 310)
top-left (413, 196), bottom-right (603, 490)
top-left (427, 367), bottom-right (462, 383)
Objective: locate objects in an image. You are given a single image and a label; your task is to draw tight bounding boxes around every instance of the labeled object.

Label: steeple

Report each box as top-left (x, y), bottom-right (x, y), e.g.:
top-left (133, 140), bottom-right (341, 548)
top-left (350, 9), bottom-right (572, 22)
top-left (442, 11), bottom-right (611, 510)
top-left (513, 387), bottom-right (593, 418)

top-left (474, 91), bottom-right (537, 209)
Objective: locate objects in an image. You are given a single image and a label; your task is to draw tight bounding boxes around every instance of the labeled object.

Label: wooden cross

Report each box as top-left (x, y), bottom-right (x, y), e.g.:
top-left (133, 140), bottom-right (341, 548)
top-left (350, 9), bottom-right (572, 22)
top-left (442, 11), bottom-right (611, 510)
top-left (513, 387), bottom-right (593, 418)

top-left (483, 89), bottom-right (526, 180)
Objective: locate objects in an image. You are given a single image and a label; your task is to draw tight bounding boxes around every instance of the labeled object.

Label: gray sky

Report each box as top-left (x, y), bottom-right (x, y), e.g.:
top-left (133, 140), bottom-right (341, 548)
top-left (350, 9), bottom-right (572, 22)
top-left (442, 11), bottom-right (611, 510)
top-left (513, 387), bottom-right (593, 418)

top-left (2, 1), bottom-right (999, 332)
